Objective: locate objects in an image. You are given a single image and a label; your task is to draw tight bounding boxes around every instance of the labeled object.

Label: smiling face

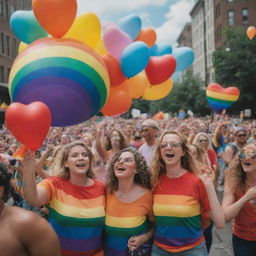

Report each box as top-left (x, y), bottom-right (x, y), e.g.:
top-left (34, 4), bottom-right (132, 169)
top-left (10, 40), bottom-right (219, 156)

top-left (110, 130), bottom-right (121, 146)
top-left (198, 135), bottom-right (209, 149)
top-left (114, 151), bottom-right (136, 180)
top-left (240, 144), bottom-right (256, 174)
top-left (65, 145), bottom-right (90, 178)
top-left (160, 134), bottom-right (184, 166)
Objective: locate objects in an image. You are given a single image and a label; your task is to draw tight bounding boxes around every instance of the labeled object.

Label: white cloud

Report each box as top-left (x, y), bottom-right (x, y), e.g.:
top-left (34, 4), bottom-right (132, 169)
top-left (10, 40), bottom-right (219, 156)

top-left (156, 0), bottom-right (193, 46)
top-left (77, 0), bottom-right (168, 16)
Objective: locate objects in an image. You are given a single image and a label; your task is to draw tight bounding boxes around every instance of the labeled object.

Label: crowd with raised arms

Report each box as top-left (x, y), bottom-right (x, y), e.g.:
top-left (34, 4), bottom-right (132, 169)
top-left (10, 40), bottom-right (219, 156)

top-left (0, 114), bottom-right (256, 256)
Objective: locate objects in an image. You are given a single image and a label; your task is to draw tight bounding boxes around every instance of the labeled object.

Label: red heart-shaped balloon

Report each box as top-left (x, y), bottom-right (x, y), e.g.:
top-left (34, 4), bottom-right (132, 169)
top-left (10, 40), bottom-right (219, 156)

top-left (145, 55), bottom-right (176, 85)
top-left (6, 102), bottom-right (51, 150)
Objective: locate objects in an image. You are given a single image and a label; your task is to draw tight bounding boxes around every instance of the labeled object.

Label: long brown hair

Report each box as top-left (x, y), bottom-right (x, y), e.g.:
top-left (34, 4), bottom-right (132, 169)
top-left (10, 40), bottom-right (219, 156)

top-left (105, 129), bottom-right (128, 151)
top-left (55, 141), bottom-right (94, 179)
top-left (107, 147), bottom-right (152, 193)
top-left (225, 142), bottom-right (256, 193)
top-left (151, 130), bottom-right (198, 188)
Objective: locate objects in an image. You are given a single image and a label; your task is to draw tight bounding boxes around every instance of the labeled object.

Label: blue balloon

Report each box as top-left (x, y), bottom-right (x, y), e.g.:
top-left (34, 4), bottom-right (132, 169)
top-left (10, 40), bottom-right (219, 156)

top-left (172, 47), bottom-right (195, 72)
top-left (150, 43), bottom-right (172, 56)
top-left (120, 42), bottom-right (150, 78)
top-left (118, 14), bottom-right (142, 40)
top-left (10, 10), bottom-right (48, 44)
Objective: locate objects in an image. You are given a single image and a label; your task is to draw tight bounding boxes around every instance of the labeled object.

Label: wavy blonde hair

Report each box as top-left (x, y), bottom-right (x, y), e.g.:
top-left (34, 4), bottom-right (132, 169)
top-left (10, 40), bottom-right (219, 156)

top-left (151, 130), bottom-right (198, 188)
top-left (55, 141), bottom-right (94, 179)
top-left (225, 142), bottom-right (256, 193)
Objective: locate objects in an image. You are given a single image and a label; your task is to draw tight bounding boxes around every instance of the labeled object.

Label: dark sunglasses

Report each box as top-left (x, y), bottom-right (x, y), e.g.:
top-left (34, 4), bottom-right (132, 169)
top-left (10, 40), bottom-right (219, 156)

top-left (236, 134), bottom-right (247, 138)
top-left (199, 139), bottom-right (208, 143)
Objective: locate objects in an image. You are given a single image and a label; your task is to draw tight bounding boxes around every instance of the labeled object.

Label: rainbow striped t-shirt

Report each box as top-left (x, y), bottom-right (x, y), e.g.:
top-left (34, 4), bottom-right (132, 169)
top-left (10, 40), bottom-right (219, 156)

top-left (153, 172), bottom-right (210, 253)
top-left (38, 176), bottom-right (105, 256)
top-left (105, 190), bottom-right (153, 256)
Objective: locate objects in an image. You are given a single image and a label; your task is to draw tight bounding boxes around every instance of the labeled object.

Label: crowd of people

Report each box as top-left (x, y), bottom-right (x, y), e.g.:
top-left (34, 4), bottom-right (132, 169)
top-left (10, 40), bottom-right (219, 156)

top-left (0, 114), bottom-right (256, 256)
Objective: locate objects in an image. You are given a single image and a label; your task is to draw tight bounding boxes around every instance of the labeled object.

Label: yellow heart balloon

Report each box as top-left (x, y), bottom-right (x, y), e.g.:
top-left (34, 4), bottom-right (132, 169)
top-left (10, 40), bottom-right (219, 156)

top-left (64, 12), bottom-right (101, 48)
top-left (143, 79), bottom-right (173, 100)
top-left (18, 41), bottom-right (28, 53)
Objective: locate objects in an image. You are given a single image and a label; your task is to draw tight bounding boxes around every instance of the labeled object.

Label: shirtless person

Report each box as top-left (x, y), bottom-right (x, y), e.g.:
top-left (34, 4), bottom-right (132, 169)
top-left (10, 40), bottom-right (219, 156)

top-left (0, 163), bottom-right (60, 256)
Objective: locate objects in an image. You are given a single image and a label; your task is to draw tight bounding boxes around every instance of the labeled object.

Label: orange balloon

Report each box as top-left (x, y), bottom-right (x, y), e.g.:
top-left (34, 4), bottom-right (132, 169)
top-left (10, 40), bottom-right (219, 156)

top-left (247, 26), bottom-right (256, 40)
top-left (101, 88), bottom-right (132, 116)
top-left (136, 28), bottom-right (157, 47)
top-left (32, 0), bottom-right (77, 38)
top-left (126, 72), bottom-right (150, 99)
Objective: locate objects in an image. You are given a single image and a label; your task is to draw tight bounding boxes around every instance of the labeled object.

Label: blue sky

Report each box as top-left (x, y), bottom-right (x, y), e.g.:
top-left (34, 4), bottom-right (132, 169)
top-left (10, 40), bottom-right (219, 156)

top-left (77, 0), bottom-right (195, 47)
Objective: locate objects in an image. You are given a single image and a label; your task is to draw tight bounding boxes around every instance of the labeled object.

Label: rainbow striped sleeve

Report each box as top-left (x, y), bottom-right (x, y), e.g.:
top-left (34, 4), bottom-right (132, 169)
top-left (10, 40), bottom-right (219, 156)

top-left (38, 177), bottom-right (105, 256)
top-left (153, 172), bottom-right (209, 253)
top-left (105, 190), bottom-right (153, 256)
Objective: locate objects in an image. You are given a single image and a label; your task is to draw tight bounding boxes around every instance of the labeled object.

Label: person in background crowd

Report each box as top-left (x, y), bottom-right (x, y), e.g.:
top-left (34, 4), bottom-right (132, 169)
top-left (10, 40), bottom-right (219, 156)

top-left (212, 123), bottom-right (230, 192)
top-left (21, 141), bottom-right (106, 256)
top-left (151, 130), bottom-right (225, 256)
top-left (0, 162), bottom-right (61, 256)
top-left (105, 147), bottom-right (153, 256)
top-left (222, 142), bottom-right (256, 256)
top-left (139, 119), bottom-right (160, 166)
top-left (193, 133), bottom-right (217, 172)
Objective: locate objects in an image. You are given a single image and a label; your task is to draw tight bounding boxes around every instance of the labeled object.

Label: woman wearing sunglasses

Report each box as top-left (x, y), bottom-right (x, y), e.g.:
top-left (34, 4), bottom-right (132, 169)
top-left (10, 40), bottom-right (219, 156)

top-left (222, 142), bottom-right (256, 256)
top-left (105, 147), bottom-right (153, 256)
top-left (151, 130), bottom-right (224, 256)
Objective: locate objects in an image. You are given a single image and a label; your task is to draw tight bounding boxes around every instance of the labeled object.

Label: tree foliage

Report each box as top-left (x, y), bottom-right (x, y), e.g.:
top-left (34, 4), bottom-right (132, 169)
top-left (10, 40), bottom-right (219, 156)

top-left (213, 27), bottom-right (256, 116)
top-left (131, 71), bottom-right (210, 115)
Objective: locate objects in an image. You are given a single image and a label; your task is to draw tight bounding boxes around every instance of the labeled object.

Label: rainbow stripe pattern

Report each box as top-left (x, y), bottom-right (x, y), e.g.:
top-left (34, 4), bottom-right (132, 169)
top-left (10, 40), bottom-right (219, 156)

top-left (105, 191), bottom-right (153, 256)
top-left (206, 83), bottom-right (240, 112)
top-left (8, 38), bottom-right (110, 126)
top-left (38, 176), bottom-right (105, 256)
top-left (153, 172), bottom-right (209, 253)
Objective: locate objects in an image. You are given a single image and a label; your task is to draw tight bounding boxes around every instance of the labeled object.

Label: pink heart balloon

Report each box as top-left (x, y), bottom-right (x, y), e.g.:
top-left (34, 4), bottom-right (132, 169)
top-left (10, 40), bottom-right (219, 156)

top-left (103, 25), bottom-right (132, 60)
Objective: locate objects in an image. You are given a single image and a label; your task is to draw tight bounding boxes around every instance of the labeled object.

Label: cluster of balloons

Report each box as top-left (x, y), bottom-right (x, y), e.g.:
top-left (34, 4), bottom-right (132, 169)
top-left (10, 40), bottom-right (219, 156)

top-left (7, 0), bottom-right (194, 149)
top-left (9, 0), bottom-right (110, 128)
top-left (247, 26), bottom-right (256, 40)
top-left (206, 83), bottom-right (240, 112)
top-left (100, 14), bottom-right (195, 116)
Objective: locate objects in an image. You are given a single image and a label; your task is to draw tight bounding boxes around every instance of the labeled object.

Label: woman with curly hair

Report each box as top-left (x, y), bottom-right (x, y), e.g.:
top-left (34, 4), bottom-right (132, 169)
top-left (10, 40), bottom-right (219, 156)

top-left (105, 147), bottom-right (153, 256)
top-left (222, 142), bottom-right (256, 256)
top-left (21, 141), bottom-right (106, 256)
top-left (151, 130), bottom-right (224, 256)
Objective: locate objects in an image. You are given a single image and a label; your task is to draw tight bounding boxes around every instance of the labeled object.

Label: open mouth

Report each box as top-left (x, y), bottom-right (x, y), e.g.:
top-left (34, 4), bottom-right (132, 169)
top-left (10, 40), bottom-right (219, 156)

top-left (244, 163), bottom-right (252, 166)
top-left (117, 166), bottom-right (126, 171)
top-left (165, 153), bottom-right (175, 158)
top-left (76, 163), bottom-right (86, 168)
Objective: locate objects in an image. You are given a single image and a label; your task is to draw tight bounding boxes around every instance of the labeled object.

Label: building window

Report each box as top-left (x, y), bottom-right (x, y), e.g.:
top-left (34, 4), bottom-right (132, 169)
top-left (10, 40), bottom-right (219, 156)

top-left (0, 0), bottom-right (3, 16)
top-left (0, 66), bottom-right (4, 82)
top-left (10, 3), bottom-right (15, 16)
top-left (12, 38), bottom-right (17, 57)
top-left (5, 0), bottom-right (8, 19)
top-left (242, 8), bottom-right (248, 25)
top-left (6, 35), bottom-right (10, 56)
top-left (1, 33), bottom-right (4, 55)
top-left (228, 10), bottom-right (234, 26)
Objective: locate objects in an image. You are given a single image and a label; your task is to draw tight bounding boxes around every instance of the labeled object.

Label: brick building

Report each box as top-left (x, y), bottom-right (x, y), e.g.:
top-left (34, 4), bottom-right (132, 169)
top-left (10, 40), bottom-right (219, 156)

top-left (0, 0), bottom-right (32, 125)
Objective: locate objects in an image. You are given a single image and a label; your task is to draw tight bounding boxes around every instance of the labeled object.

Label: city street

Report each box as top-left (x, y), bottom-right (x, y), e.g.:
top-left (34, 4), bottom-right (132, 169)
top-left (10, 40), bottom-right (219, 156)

top-left (210, 192), bottom-right (234, 256)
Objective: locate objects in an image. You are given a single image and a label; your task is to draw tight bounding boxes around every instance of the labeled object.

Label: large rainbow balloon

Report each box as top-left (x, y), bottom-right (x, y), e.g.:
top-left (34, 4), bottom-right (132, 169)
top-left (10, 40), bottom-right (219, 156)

top-left (206, 83), bottom-right (240, 112)
top-left (8, 38), bottom-right (110, 126)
